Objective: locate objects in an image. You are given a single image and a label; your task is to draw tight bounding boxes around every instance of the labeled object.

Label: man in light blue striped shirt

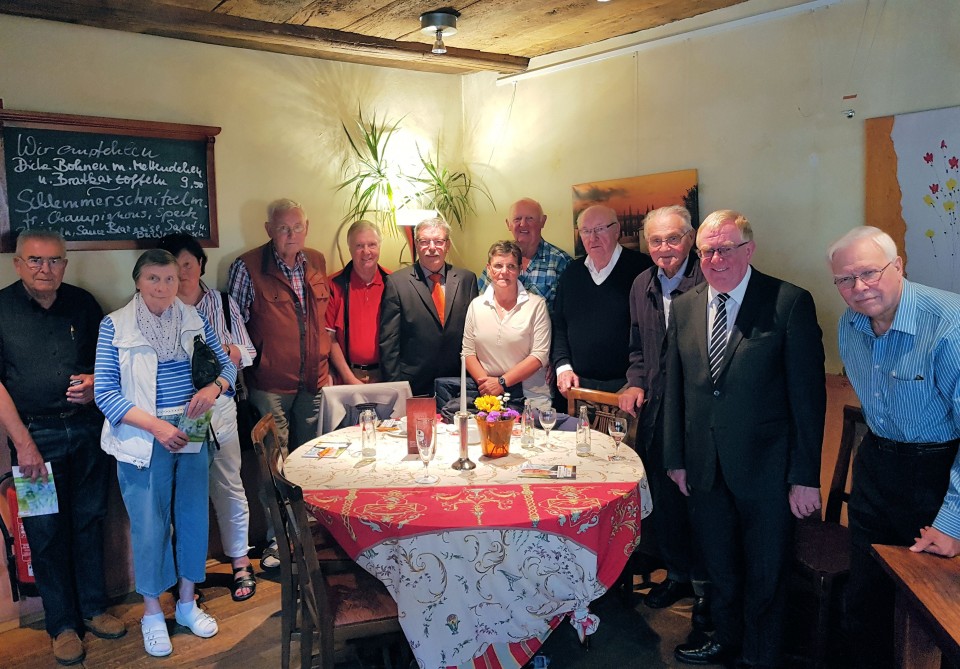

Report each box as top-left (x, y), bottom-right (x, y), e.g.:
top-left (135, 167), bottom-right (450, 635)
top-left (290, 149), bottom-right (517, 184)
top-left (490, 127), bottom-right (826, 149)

top-left (829, 225), bottom-right (960, 669)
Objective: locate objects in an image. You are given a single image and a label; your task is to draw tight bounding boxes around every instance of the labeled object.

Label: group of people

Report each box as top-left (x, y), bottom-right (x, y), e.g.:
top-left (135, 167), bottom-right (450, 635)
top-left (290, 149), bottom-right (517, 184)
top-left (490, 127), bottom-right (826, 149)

top-left (1, 194), bottom-right (959, 669)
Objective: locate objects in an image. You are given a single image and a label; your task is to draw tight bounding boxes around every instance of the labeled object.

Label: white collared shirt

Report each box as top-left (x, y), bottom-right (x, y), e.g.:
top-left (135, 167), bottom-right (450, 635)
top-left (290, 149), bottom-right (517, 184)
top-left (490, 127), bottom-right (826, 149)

top-left (706, 265), bottom-right (752, 349)
top-left (584, 244), bottom-right (623, 285)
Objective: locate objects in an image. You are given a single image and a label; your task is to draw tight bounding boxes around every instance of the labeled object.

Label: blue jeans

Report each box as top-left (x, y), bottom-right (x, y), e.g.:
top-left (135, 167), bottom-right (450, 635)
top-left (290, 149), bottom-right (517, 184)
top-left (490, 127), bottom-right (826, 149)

top-left (14, 412), bottom-right (110, 637)
top-left (116, 433), bottom-right (209, 598)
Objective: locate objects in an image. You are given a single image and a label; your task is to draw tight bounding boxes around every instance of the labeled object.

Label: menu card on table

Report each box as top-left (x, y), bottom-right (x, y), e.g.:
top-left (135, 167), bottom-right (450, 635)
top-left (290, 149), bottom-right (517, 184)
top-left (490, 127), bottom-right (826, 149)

top-left (405, 396), bottom-right (436, 455)
top-left (519, 463), bottom-right (577, 479)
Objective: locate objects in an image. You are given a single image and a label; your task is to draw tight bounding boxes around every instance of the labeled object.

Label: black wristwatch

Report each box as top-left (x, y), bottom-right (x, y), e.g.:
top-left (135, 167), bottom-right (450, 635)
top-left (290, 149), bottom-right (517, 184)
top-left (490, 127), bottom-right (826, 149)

top-left (498, 376), bottom-right (507, 390)
top-left (213, 379), bottom-right (224, 398)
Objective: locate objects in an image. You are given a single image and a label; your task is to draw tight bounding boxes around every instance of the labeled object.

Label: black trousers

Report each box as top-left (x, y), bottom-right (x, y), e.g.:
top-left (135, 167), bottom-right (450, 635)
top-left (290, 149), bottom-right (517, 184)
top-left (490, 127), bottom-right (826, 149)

top-left (846, 432), bottom-right (958, 669)
top-left (690, 474), bottom-right (792, 668)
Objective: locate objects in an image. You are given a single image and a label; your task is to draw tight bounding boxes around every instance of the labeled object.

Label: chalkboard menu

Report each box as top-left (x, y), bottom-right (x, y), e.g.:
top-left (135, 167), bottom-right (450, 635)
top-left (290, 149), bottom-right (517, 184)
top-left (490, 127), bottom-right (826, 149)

top-left (0, 107), bottom-right (220, 251)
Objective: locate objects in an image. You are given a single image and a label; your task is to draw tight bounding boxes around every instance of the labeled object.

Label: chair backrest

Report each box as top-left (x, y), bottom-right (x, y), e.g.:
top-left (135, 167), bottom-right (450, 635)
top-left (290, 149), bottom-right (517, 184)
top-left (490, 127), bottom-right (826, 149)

top-left (273, 469), bottom-right (337, 668)
top-left (566, 387), bottom-right (634, 446)
top-left (823, 404), bottom-right (867, 523)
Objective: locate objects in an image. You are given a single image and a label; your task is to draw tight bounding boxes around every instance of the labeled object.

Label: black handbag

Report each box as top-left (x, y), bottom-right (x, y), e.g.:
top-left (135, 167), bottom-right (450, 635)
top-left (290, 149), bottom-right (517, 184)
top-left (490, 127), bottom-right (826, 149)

top-left (191, 334), bottom-right (222, 389)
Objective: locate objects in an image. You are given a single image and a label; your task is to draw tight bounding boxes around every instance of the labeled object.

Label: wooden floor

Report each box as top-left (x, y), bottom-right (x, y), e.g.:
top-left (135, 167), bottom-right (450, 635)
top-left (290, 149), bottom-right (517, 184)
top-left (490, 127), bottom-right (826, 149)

top-left (0, 560), bottom-right (287, 669)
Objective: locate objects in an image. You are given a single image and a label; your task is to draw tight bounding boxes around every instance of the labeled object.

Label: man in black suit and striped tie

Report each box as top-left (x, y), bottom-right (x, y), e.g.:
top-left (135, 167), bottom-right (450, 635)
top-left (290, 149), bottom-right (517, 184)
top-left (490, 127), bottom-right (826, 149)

top-left (664, 210), bottom-right (826, 668)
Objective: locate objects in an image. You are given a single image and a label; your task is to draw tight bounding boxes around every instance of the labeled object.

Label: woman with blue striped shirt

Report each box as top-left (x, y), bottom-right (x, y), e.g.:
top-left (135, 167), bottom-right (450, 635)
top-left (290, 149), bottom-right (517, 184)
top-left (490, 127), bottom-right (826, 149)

top-left (95, 249), bottom-right (236, 658)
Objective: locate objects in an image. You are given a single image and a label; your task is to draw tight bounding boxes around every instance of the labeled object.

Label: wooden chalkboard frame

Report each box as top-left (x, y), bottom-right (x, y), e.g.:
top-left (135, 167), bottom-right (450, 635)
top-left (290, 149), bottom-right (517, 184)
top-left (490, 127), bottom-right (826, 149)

top-left (0, 105), bottom-right (220, 252)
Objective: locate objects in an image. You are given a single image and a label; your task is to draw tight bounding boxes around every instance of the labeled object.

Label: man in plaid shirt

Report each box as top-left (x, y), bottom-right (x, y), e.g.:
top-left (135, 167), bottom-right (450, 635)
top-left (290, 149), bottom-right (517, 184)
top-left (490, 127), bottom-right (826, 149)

top-left (478, 198), bottom-right (571, 313)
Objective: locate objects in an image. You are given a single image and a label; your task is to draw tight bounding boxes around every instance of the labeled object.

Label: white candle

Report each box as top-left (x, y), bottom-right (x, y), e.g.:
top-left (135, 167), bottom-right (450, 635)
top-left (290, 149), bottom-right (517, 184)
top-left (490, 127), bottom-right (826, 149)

top-left (460, 355), bottom-right (468, 413)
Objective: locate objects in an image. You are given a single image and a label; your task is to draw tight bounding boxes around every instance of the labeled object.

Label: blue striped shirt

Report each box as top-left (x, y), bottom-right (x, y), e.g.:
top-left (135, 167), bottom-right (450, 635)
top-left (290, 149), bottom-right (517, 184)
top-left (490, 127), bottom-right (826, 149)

top-left (838, 279), bottom-right (960, 537)
top-left (95, 316), bottom-right (235, 426)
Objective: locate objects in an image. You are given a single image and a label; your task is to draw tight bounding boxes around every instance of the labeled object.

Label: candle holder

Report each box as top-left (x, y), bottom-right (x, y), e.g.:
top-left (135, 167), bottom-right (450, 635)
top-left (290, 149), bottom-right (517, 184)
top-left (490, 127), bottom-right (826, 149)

top-left (451, 411), bottom-right (476, 470)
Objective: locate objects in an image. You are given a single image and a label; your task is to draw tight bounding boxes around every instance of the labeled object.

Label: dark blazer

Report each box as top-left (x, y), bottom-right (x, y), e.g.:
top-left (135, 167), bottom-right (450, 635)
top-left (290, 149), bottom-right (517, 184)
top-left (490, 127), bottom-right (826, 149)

top-left (379, 262), bottom-right (479, 396)
top-left (663, 268), bottom-right (826, 498)
top-left (625, 254), bottom-right (704, 455)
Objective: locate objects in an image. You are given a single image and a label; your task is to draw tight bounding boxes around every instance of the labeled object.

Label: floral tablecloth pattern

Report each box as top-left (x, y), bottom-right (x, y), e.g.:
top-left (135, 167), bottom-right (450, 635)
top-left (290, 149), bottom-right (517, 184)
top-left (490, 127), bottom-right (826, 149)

top-left (287, 427), bottom-right (651, 669)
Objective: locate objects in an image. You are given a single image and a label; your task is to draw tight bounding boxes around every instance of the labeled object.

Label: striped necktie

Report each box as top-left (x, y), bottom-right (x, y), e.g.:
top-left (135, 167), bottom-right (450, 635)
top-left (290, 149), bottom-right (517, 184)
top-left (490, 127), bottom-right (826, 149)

top-left (429, 272), bottom-right (445, 326)
top-left (709, 293), bottom-right (729, 382)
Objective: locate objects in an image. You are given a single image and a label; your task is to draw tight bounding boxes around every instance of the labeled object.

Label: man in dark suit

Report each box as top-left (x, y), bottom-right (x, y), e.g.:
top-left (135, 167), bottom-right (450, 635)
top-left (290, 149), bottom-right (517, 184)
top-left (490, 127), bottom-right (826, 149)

top-left (380, 217), bottom-right (478, 396)
top-left (664, 210), bottom-right (826, 668)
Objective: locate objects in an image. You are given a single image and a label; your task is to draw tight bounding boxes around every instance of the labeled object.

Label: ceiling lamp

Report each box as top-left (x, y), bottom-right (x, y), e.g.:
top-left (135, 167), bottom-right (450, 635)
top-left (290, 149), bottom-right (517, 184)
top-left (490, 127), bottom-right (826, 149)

top-left (420, 10), bottom-right (459, 55)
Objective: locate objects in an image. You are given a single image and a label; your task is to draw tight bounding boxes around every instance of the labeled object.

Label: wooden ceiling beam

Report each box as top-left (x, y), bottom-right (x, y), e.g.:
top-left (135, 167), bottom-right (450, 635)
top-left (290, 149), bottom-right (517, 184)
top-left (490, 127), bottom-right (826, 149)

top-left (0, 0), bottom-right (529, 75)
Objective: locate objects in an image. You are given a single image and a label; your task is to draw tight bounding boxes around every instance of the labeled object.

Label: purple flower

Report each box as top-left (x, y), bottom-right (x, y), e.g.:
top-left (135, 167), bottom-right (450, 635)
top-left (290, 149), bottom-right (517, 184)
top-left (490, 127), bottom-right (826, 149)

top-left (503, 409), bottom-right (520, 420)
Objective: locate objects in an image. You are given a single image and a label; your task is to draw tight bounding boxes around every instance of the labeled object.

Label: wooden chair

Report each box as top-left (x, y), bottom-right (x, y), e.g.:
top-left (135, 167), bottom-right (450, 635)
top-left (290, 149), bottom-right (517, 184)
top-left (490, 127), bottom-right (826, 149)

top-left (272, 467), bottom-right (404, 669)
top-left (792, 404), bottom-right (866, 667)
top-left (251, 413), bottom-right (353, 669)
top-left (566, 387), bottom-right (633, 445)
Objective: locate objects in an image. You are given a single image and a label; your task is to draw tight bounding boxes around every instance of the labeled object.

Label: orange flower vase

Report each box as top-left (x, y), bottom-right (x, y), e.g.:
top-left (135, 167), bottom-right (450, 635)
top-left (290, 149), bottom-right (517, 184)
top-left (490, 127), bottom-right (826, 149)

top-left (476, 417), bottom-right (515, 458)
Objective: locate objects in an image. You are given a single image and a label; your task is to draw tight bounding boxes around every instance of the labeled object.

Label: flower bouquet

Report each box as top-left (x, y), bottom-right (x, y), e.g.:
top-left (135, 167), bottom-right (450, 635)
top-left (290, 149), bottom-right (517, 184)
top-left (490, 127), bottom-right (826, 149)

top-left (474, 394), bottom-right (519, 458)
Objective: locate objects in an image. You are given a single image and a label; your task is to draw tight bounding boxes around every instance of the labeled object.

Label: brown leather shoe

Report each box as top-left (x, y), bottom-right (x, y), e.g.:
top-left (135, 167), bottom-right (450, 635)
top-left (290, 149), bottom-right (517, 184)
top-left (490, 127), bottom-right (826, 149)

top-left (84, 612), bottom-right (127, 639)
top-left (52, 630), bottom-right (85, 666)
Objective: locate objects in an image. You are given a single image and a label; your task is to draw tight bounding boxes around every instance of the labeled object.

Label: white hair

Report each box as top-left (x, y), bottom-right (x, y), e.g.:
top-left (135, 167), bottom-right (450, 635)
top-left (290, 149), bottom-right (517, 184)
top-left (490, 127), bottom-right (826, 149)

top-left (826, 226), bottom-right (897, 264)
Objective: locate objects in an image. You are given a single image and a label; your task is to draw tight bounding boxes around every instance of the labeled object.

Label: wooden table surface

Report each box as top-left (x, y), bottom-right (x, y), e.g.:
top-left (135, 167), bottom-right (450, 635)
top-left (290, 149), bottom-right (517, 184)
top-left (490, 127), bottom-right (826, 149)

top-left (871, 543), bottom-right (960, 668)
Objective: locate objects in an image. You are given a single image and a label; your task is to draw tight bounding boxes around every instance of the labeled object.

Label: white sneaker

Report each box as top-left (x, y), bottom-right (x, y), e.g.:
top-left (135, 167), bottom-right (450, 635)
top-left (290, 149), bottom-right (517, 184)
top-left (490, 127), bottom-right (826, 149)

top-left (175, 600), bottom-right (219, 638)
top-left (141, 613), bottom-right (172, 657)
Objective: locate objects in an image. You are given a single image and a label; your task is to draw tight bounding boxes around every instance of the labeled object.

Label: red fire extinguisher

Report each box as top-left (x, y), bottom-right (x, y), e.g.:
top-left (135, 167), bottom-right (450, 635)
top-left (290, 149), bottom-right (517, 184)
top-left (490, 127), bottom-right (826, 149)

top-left (1, 472), bottom-right (38, 600)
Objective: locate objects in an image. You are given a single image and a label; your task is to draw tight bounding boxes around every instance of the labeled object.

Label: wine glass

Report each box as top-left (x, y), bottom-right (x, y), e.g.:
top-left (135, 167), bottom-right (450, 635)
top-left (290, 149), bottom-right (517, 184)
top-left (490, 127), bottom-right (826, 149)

top-left (608, 418), bottom-right (627, 461)
top-left (414, 418), bottom-right (439, 485)
top-left (539, 407), bottom-right (557, 447)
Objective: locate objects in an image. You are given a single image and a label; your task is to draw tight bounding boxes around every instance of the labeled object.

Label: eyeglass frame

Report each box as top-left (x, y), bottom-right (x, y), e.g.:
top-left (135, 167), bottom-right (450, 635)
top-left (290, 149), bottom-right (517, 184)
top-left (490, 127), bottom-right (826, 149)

top-left (578, 221), bottom-right (618, 238)
top-left (272, 223), bottom-right (306, 236)
top-left (416, 238), bottom-right (449, 248)
top-left (16, 255), bottom-right (67, 270)
top-left (833, 261), bottom-right (893, 290)
top-left (647, 231), bottom-right (692, 248)
top-left (695, 241), bottom-right (750, 260)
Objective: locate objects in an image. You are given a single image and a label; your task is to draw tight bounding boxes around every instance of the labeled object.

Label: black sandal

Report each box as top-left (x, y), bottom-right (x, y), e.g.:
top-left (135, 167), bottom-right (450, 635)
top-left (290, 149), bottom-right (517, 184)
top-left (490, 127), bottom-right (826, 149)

top-left (231, 566), bottom-right (257, 602)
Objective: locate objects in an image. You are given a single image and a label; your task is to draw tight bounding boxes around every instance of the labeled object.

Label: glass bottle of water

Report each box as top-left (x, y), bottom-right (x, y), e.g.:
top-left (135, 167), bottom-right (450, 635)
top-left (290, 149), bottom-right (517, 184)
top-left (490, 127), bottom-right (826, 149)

top-left (576, 405), bottom-right (591, 456)
top-left (521, 399), bottom-right (535, 449)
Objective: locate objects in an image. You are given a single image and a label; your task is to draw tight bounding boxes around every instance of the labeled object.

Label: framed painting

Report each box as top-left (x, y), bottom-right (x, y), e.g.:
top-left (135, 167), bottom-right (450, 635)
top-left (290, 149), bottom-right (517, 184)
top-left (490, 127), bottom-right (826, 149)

top-left (571, 169), bottom-right (699, 257)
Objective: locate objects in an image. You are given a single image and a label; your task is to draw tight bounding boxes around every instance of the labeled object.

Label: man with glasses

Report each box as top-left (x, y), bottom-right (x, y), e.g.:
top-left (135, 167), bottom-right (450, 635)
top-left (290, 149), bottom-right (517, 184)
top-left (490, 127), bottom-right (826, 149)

top-left (552, 205), bottom-right (652, 398)
top-left (0, 230), bottom-right (126, 665)
top-left (228, 198), bottom-right (331, 569)
top-left (828, 225), bottom-right (960, 669)
top-left (477, 198), bottom-right (571, 313)
top-left (664, 210), bottom-right (825, 668)
top-left (380, 217), bottom-right (478, 396)
top-left (619, 206), bottom-right (710, 627)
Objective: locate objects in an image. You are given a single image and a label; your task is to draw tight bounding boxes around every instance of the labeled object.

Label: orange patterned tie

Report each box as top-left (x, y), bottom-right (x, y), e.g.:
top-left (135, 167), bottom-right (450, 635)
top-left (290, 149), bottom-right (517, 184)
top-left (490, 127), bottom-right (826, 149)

top-left (429, 272), bottom-right (445, 326)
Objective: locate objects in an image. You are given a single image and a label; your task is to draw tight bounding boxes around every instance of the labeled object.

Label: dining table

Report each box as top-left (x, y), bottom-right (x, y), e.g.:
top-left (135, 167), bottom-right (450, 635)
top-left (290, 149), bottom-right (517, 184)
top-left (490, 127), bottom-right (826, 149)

top-left (283, 421), bottom-right (652, 669)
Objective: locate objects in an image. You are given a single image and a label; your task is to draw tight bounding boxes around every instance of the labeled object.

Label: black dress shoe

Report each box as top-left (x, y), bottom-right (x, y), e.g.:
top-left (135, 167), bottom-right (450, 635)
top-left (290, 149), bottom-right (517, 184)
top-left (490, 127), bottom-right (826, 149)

top-left (674, 638), bottom-right (736, 666)
top-left (644, 578), bottom-right (694, 609)
top-left (692, 596), bottom-right (714, 632)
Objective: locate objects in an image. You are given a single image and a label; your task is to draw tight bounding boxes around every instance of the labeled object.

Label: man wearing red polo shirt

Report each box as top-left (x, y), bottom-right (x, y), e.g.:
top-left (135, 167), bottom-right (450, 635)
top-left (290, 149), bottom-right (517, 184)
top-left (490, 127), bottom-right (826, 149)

top-left (326, 221), bottom-right (391, 384)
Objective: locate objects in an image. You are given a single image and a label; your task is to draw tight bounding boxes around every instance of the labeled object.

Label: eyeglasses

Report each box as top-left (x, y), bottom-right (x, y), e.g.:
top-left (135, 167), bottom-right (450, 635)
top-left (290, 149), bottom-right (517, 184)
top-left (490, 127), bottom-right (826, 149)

top-left (17, 255), bottom-right (66, 270)
top-left (648, 232), bottom-right (690, 248)
top-left (273, 223), bottom-right (306, 236)
top-left (833, 262), bottom-right (892, 290)
top-left (579, 221), bottom-right (617, 238)
top-left (696, 241), bottom-right (750, 260)
top-left (490, 263), bottom-right (519, 273)
top-left (417, 238), bottom-right (448, 248)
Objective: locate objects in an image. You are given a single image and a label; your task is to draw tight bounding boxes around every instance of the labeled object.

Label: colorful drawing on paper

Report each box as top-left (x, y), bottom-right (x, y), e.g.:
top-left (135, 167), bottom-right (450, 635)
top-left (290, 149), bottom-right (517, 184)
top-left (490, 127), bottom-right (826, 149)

top-left (889, 106), bottom-right (960, 292)
top-left (571, 169), bottom-right (699, 257)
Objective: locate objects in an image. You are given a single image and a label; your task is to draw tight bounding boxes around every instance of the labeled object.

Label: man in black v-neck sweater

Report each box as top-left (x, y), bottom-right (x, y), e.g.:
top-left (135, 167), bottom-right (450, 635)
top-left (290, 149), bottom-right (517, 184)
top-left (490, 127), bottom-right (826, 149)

top-left (552, 205), bottom-right (653, 395)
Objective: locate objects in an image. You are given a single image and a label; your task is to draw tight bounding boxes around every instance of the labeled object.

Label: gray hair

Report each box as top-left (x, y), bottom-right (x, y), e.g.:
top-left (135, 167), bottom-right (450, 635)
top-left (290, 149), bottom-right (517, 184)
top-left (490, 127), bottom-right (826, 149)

top-left (16, 230), bottom-right (66, 256)
top-left (133, 249), bottom-right (178, 283)
top-left (698, 209), bottom-right (753, 245)
top-left (826, 226), bottom-right (898, 264)
top-left (577, 205), bottom-right (618, 228)
top-left (347, 219), bottom-right (382, 245)
top-left (414, 217), bottom-right (451, 240)
top-left (267, 198), bottom-right (305, 223)
top-left (643, 206), bottom-right (693, 237)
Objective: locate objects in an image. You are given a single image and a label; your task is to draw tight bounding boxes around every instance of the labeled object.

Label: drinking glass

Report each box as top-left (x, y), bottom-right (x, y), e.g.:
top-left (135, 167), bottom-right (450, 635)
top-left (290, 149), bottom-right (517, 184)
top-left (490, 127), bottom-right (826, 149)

top-left (414, 417), bottom-right (439, 484)
top-left (539, 407), bottom-right (557, 447)
top-left (608, 418), bottom-right (627, 461)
